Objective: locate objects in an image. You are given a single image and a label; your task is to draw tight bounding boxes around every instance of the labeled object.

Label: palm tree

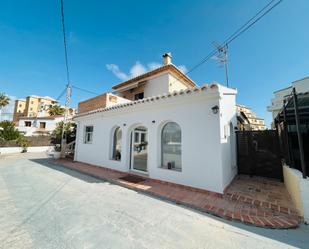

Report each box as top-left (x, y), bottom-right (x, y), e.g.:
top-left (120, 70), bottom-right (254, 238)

top-left (48, 105), bottom-right (65, 116)
top-left (0, 93), bottom-right (10, 109)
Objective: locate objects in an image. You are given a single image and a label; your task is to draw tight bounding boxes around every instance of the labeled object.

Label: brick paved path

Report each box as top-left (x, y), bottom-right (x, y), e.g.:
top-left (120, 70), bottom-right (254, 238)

top-left (53, 159), bottom-right (301, 229)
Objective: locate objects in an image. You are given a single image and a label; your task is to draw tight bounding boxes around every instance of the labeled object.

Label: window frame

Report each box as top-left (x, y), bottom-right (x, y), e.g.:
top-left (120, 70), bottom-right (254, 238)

top-left (111, 127), bottom-right (122, 161)
top-left (160, 122), bottom-right (182, 172)
top-left (39, 122), bottom-right (46, 129)
top-left (24, 121), bottom-right (32, 127)
top-left (134, 92), bottom-right (144, 100)
top-left (84, 125), bottom-right (94, 144)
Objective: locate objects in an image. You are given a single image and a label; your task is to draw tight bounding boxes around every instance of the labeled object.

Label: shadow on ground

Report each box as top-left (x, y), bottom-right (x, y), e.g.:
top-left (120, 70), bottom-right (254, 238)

top-left (30, 157), bottom-right (309, 248)
top-left (30, 158), bottom-right (102, 184)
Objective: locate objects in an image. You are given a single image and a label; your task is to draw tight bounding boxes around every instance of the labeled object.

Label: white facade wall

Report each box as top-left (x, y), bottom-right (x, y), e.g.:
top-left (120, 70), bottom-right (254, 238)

top-left (17, 117), bottom-right (63, 136)
top-left (168, 74), bottom-right (190, 92)
top-left (218, 89), bottom-right (238, 189)
top-left (107, 93), bottom-right (131, 107)
top-left (143, 73), bottom-right (170, 97)
top-left (74, 86), bottom-right (237, 193)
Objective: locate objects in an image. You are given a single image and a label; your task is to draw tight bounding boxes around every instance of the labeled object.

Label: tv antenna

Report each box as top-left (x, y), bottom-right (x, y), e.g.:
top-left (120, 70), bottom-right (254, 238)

top-left (212, 42), bottom-right (229, 87)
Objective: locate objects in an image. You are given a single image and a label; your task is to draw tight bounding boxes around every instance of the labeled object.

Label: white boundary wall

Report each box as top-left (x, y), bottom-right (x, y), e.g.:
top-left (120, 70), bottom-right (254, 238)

top-left (283, 165), bottom-right (309, 223)
top-left (0, 146), bottom-right (53, 154)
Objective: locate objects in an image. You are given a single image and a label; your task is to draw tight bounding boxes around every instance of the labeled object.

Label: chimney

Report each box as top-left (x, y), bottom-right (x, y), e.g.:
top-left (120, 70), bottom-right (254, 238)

top-left (162, 52), bottom-right (172, 65)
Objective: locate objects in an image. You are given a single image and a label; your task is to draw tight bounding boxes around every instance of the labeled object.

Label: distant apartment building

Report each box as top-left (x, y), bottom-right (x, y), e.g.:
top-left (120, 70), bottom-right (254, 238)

top-left (13, 95), bottom-right (57, 124)
top-left (267, 76), bottom-right (309, 121)
top-left (13, 95), bottom-right (74, 136)
top-left (236, 104), bottom-right (266, 131)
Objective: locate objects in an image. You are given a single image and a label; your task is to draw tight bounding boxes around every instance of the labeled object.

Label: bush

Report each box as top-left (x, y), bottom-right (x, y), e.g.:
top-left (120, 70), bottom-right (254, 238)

top-left (17, 136), bottom-right (30, 152)
top-left (0, 121), bottom-right (20, 141)
top-left (51, 121), bottom-right (76, 144)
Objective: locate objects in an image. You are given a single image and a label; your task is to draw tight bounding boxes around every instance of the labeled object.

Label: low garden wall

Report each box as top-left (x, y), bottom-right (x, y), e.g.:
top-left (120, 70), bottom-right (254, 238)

top-left (0, 146), bottom-right (53, 154)
top-left (283, 164), bottom-right (309, 223)
top-left (0, 136), bottom-right (52, 147)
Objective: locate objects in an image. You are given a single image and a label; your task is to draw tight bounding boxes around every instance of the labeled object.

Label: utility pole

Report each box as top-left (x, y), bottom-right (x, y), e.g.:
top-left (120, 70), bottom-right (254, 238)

top-left (60, 0), bottom-right (71, 158)
top-left (61, 83), bottom-right (71, 157)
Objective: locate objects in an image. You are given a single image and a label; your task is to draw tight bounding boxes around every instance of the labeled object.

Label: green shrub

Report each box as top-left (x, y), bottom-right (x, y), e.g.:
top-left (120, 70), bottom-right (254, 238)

top-left (51, 121), bottom-right (76, 144)
top-left (0, 121), bottom-right (20, 141)
top-left (17, 136), bottom-right (30, 152)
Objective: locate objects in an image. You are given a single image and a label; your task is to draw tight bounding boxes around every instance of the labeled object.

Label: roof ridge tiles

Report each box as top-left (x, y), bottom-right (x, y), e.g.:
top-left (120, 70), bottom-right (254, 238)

top-left (75, 84), bottom-right (223, 118)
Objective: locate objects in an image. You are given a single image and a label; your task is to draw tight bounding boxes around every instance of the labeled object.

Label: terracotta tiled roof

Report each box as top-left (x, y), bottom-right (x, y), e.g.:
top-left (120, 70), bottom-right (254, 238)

top-left (112, 64), bottom-right (196, 90)
top-left (75, 84), bottom-right (220, 119)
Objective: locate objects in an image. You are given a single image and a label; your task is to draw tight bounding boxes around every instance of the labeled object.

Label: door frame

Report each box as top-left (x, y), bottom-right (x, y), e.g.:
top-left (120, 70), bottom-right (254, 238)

top-left (130, 126), bottom-right (148, 173)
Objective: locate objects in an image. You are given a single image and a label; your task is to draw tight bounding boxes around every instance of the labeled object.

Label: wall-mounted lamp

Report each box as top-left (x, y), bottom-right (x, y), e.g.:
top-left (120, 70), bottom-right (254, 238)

top-left (211, 105), bottom-right (219, 114)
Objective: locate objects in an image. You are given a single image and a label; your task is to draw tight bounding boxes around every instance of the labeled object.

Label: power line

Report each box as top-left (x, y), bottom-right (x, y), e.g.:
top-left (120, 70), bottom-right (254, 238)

top-left (56, 88), bottom-right (67, 101)
top-left (71, 85), bottom-right (100, 96)
top-left (179, 0), bottom-right (283, 81)
top-left (225, 0), bottom-right (283, 45)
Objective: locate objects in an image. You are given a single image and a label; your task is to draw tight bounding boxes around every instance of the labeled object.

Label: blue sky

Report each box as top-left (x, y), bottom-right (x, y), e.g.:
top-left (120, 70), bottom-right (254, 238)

top-left (1, 0), bottom-right (308, 126)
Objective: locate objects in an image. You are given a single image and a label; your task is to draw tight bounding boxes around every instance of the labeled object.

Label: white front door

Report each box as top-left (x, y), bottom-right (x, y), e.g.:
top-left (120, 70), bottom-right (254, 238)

top-left (131, 126), bottom-right (148, 172)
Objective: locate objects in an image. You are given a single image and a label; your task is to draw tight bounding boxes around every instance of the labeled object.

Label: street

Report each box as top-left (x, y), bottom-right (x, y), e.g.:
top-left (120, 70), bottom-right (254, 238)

top-left (0, 153), bottom-right (308, 249)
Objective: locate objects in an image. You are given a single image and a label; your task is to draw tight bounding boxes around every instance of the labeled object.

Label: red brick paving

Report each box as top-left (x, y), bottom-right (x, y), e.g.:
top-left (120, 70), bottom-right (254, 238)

top-left (53, 159), bottom-right (302, 229)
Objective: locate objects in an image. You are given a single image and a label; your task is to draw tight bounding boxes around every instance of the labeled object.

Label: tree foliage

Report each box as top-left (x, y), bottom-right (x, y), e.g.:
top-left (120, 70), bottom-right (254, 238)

top-left (48, 105), bottom-right (65, 116)
top-left (0, 92), bottom-right (10, 109)
top-left (17, 135), bottom-right (30, 151)
top-left (51, 121), bottom-right (76, 144)
top-left (0, 121), bottom-right (20, 141)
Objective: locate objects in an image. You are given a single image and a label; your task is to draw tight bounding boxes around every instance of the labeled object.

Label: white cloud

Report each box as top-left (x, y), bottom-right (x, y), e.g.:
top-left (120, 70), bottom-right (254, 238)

top-left (106, 64), bottom-right (129, 81)
top-left (129, 61), bottom-right (147, 78)
top-left (106, 61), bottom-right (188, 81)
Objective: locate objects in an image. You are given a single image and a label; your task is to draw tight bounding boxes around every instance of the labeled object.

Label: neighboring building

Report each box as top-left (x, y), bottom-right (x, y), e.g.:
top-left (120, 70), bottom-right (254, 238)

top-left (267, 76), bottom-right (309, 121)
top-left (73, 53), bottom-right (238, 194)
top-left (13, 95), bottom-right (58, 124)
top-left (236, 104), bottom-right (266, 131)
top-left (13, 95), bottom-right (75, 136)
top-left (13, 99), bottom-right (26, 123)
top-left (17, 115), bottom-right (65, 136)
top-left (78, 93), bottom-right (131, 114)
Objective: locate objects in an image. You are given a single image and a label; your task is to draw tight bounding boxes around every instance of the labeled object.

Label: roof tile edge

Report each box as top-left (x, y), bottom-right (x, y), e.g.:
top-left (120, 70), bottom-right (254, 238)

top-left (74, 83), bottom-right (233, 119)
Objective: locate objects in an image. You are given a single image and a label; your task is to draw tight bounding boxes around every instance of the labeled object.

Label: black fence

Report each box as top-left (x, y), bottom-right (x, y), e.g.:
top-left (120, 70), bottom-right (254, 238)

top-left (277, 122), bottom-right (309, 177)
top-left (236, 130), bottom-right (283, 180)
top-left (275, 88), bottom-right (309, 178)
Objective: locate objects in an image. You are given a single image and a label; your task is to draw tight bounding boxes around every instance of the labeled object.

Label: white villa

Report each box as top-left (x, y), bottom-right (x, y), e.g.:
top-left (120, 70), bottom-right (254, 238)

top-left (17, 115), bottom-right (65, 136)
top-left (74, 53), bottom-right (238, 194)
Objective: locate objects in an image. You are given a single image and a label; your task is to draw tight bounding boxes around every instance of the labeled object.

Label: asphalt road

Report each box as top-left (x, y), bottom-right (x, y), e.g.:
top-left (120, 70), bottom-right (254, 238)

top-left (0, 153), bottom-right (308, 249)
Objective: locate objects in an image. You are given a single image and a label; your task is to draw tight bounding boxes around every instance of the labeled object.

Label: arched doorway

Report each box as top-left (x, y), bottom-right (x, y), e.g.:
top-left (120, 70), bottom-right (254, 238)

top-left (130, 126), bottom-right (148, 172)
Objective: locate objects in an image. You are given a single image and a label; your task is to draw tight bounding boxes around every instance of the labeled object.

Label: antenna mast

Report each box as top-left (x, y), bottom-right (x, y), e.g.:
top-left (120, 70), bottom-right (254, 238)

top-left (212, 42), bottom-right (229, 87)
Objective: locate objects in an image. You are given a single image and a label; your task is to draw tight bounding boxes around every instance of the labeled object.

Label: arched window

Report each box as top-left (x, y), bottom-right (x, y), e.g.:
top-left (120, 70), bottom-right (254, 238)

top-left (161, 122), bottom-right (181, 170)
top-left (112, 127), bottom-right (122, 160)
